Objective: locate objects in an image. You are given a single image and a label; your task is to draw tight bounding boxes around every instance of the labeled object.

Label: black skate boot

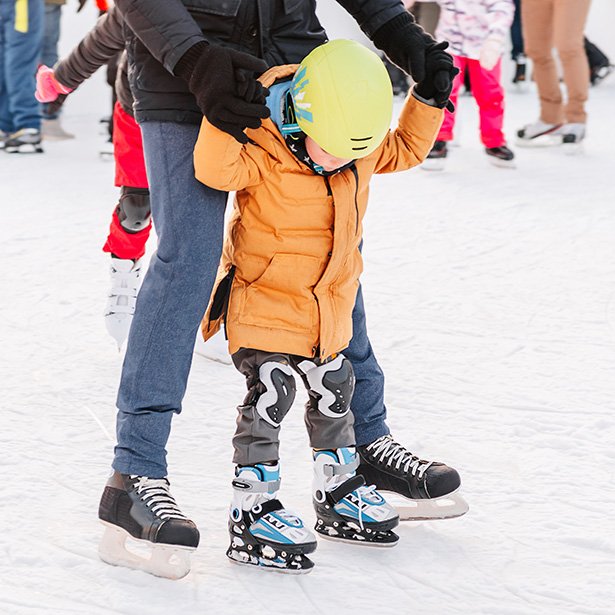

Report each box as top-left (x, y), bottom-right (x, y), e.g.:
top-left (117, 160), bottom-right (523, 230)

top-left (313, 448), bottom-right (399, 546)
top-left (3, 128), bottom-right (43, 154)
top-left (357, 435), bottom-right (468, 521)
top-left (422, 140), bottom-right (448, 171)
top-left (228, 464), bottom-right (317, 574)
top-left (512, 54), bottom-right (527, 85)
top-left (98, 472), bottom-right (199, 579)
top-left (485, 145), bottom-right (515, 168)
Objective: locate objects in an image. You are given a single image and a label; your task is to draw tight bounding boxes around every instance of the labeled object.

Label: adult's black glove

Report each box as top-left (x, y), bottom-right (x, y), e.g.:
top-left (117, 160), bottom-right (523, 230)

top-left (372, 11), bottom-right (434, 84)
top-left (175, 42), bottom-right (270, 144)
top-left (414, 41), bottom-right (459, 112)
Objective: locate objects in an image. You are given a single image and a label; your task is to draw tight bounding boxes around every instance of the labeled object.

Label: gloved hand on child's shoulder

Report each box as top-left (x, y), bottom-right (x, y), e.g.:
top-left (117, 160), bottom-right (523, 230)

top-left (413, 41), bottom-right (459, 112)
top-left (175, 42), bottom-right (271, 144)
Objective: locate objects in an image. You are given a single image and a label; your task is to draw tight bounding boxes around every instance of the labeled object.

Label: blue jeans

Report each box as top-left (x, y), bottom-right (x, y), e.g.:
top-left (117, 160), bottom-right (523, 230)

top-left (113, 121), bottom-right (389, 478)
top-left (0, 0), bottom-right (43, 133)
top-left (41, 2), bottom-right (61, 120)
top-left (510, 0), bottom-right (524, 60)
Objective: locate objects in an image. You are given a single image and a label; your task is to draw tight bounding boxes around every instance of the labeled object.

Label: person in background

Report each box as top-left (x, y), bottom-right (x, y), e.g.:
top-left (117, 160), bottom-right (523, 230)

top-left (0, 0), bottom-right (44, 153)
top-left (510, 0), bottom-right (526, 84)
top-left (517, 0), bottom-right (592, 148)
top-left (36, 5), bottom-right (151, 349)
top-left (424, 0), bottom-right (515, 170)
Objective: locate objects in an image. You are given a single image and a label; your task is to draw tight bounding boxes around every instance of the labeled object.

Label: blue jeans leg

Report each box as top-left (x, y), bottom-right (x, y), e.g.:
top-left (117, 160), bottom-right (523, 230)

top-left (113, 121), bottom-right (227, 478)
top-left (41, 2), bottom-right (61, 120)
top-left (0, 0), bottom-right (43, 132)
top-left (345, 284), bottom-right (390, 447)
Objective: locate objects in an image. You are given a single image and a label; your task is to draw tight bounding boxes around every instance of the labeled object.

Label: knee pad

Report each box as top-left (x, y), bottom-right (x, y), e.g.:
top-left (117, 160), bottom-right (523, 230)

top-left (118, 187), bottom-right (151, 233)
top-left (254, 362), bottom-right (296, 427)
top-left (297, 355), bottom-right (355, 419)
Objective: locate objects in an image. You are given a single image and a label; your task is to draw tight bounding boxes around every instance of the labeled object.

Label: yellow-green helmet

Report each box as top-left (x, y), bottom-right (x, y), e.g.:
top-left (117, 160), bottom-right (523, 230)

top-left (290, 39), bottom-right (393, 160)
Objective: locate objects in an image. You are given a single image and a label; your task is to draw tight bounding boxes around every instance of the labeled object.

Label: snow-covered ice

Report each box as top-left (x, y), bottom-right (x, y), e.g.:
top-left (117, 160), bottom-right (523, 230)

top-left (1, 3), bottom-right (614, 614)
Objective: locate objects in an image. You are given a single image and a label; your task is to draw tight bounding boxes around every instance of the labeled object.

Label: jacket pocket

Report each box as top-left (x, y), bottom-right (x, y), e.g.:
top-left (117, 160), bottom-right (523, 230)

top-left (239, 253), bottom-right (321, 333)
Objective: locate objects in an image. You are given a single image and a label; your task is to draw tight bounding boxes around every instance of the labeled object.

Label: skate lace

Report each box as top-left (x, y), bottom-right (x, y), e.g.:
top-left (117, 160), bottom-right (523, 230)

top-left (131, 476), bottom-right (189, 521)
top-left (366, 436), bottom-right (432, 478)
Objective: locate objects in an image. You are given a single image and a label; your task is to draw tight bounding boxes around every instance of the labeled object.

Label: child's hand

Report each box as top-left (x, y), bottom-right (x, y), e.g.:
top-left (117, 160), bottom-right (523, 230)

top-left (414, 42), bottom-right (458, 112)
top-left (35, 66), bottom-right (72, 103)
top-left (479, 36), bottom-right (503, 71)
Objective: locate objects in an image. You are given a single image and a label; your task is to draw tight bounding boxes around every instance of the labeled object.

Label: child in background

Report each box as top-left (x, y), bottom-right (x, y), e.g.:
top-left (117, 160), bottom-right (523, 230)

top-left (35, 6), bottom-right (151, 348)
top-left (425, 0), bottom-right (515, 169)
top-left (194, 40), bottom-right (450, 572)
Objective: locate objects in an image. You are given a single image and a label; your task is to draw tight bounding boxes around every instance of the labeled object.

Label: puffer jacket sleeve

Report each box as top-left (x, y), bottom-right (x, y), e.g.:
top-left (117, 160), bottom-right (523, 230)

top-left (54, 6), bottom-right (125, 89)
top-left (372, 92), bottom-right (444, 173)
top-left (194, 119), bottom-right (272, 192)
top-left (334, 0), bottom-right (408, 38)
top-left (113, 0), bottom-right (206, 73)
top-left (485, 0), bottom-right (515, 41)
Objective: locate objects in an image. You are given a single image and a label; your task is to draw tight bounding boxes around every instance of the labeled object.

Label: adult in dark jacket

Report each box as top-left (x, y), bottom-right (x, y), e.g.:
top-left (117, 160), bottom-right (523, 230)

top-left (97, 0), bottom-right (465, 579)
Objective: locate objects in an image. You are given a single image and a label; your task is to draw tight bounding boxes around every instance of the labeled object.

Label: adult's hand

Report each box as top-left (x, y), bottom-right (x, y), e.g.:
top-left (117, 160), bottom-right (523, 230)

top-left (176, 42), bottom-right (270, 144)
top-left (372, 11), bottom-right (434, 84)
top-left (414, 41), bottom-right (459, 112)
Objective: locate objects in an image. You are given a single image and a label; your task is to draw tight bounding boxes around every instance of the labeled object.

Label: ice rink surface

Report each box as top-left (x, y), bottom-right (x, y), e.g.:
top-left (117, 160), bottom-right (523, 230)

top-left (1, 3), bottom-right (614, 614)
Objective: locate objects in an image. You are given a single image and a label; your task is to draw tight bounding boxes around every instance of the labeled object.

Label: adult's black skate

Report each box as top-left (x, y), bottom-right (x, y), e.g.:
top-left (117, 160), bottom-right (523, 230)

top-left (313, 448), bottom-right (399, 546)
top-left (3, 128), bottom-right (43, 154)
top-left (227, 464), bottom-right (317, 574)
top-left (98, 472), bottom-right (199, 579)
top-left (358, 435), bottom-right (468, 521)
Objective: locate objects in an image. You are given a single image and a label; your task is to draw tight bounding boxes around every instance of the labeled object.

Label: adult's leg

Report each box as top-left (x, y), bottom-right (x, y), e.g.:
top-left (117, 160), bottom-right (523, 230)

top-left (343, 284), bottom-right (389, 447)
top-left (522, 0), bottom-right (564, 125)
top-left (510, 0), bottom-right (524, 60)
top-left (0, 2), bottom-right (13, 134)
top-left (5, 0), bottom-right (43, 131)
top-left (553, 0), bottom-right (591, 124)
top-left (113, 121), bottom-right (227, 477)
top-left (467, 58), bottom-right (506, 148)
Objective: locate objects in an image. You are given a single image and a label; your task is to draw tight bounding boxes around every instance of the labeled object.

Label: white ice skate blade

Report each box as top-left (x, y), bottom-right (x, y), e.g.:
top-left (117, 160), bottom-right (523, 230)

top-left (316, 532), bottom-right (398, 548)
top-left (421, 159), bottom-right (445, 172)
top-left (98, 521), bottom-right (195, 580)
top-left (487, 157), bottom-right (516, 169)
top-left (383, 488), bottom-right (469, 521)
top-left (515, 134), bottom-right (563, 148)
top-left (562, 141), bottom-right (584, 156)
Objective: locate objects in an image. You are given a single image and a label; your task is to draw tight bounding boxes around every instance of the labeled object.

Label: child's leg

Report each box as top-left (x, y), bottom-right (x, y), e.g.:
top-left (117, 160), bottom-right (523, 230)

top-left (467, 58), bottom-right (507, 148)
top-left (436, 55), bottom-right (466, 142)
top-left (291, 353), bottom-right (399, 545)
top-left (228, 348), bottom-right (316, 573)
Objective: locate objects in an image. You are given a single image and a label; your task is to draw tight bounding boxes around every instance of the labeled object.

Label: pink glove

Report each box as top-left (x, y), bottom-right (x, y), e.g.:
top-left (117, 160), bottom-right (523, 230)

top-left (35, 65), bottom-right (73, 103)
top-left (479, 36), bottom-right (503, 71)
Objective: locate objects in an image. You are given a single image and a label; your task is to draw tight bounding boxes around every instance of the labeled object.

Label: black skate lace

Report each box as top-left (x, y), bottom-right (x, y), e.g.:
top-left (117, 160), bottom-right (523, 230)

top-left (366, 436), bottom-right (433, 478)
top-left (131, 476), bottom-right (189, 521)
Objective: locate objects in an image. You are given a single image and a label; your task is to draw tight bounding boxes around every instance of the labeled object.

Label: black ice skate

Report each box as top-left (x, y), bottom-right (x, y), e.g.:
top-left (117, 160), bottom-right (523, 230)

top-left (485, 145), bottom-right (516, 168)
top-left (3, 128), bottom-right (43, 154)
top-left (98, 472), bottom-right (199, 579)
top-left (227, 464), bottom-right (317, 574)
top-left (357, 435), bottom-right (468, 521)
top-left (422, 140), bottom-right (448, 171)
top-left (512, 54), bottom-right (527, 85)
top-left (313, 448), bottom-right (399, 546)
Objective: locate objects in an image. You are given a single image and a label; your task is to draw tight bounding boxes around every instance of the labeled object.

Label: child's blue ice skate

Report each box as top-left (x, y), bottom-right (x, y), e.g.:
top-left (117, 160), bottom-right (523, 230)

top-left (228, 463), bottom-right (317, 573)
top-left (313, 448), bottom-right (399, 546)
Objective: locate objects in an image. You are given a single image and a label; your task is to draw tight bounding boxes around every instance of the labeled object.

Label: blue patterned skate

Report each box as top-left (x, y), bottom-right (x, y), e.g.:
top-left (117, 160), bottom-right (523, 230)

top-left (313, 448), bottom-right (399, 546)
top-left (227, 464), bottom-right (317, 573)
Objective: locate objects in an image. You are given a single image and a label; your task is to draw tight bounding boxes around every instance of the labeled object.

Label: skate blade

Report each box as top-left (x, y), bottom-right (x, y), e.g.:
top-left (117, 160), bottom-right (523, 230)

top-left (4, 144), bottom-right (44, 154)
top-left (515, 134), bottom-right (563, 148)
top-left (421, 158), bottom-right (445, 172)
top-left (383, 488), bottom-right (469, 521)
top-left (562, 141), bottom-right (584, 156)
top-left (227, 547), bottom-right (314, 574)
top-left (316, 529), bottom-right (399, 548)
top-left (487, 157), bottom-right (516, 169)
top-left (99, 521), bottom-right (195, 580)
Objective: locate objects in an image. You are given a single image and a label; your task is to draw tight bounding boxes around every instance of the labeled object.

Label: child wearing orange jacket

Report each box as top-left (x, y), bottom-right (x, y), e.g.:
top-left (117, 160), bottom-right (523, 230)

top-left (194, 40), bottom-right (454, 573)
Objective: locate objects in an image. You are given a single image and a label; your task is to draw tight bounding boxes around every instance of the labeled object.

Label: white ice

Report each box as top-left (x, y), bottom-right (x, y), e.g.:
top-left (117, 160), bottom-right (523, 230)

top-left (1, 3), bottom-right (614, 614)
